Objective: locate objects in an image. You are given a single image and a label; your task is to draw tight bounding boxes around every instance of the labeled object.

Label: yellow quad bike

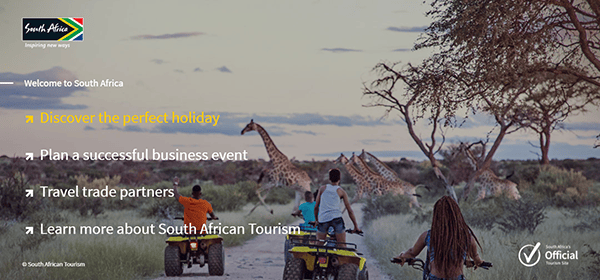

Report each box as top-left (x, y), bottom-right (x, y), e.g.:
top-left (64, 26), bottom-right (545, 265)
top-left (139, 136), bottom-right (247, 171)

top-left (283, 229), bottom-right (368, 280)
top-left (164, 217), bottom-right (224, 276)
top-left (285, 214), bottom-right (318, 263)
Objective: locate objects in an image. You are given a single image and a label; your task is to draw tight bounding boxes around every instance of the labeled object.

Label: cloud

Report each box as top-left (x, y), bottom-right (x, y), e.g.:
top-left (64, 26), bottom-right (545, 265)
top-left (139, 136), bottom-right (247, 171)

top-left (124, 125), bottom-right (144, 132)
top-left (93, 112), bottom-right (398, 136)
top-left (194, 67), bottom-right (202, 72)
top-left (102, 124), bottom-right (146, 132)
top-left (387, 26), bottom-right (427, 33)
top-left (216, 66), bottom-right (232, 73)
top-left (292, 130), bottom-right (318, 136)
top-left (150, 59), bottom-right (167, 64)
top-left (84, 125), bottom-right (95, 131)
top-left (360, 139), bottom-right (391, 145)
top-left (392, 48), bottom-right (411, 52)
top-left (494, 142), bottom-right (600, 160)
top-left (0, 67), bottom-right (88, 110)
top-left (130, 32), bottom-right (203, 40)
top-left (248, 113), bottom-right (392, 127)
top-left (563, 122), bottom-right (599, 131)
top-left (321, 48), bottom-right (362, 53)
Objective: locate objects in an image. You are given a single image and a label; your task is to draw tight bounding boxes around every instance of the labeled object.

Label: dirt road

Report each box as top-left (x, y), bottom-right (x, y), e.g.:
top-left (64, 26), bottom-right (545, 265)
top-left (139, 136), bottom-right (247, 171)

top-left (152, 204), bottom-right (391, 280)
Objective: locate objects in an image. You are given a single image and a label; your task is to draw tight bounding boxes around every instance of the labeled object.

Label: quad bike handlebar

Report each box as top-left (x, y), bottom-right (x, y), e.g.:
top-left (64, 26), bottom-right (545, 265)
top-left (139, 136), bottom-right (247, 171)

top-left (390, 257), bottom-right (492, 270)
top-left (307, 221), bottom-right (362, 236)
top-left (174, 216), bottom-right (219, 221)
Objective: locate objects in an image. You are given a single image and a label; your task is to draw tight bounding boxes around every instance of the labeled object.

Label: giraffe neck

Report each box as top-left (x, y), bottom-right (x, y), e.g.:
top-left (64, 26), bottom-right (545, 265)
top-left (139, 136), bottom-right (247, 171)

top-left (255, 123), bottom-right (288, 166)
top-left (342, 158), bottom-right (364, 182)
top-left (462, 147), bottom-right (478, 171)
top-left (354, 155), bottom-right (380, 178)
top-left (365, 152), bottom-right (398, 181)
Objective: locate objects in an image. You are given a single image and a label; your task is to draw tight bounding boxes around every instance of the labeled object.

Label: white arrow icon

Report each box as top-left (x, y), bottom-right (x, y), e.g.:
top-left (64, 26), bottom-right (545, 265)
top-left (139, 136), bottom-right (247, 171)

top-left (25, 153), bottom-right (33, 160)
top-left (25, 227), bottom-right (34, 234)
top-left (25, 189), bottom-right (33, 197)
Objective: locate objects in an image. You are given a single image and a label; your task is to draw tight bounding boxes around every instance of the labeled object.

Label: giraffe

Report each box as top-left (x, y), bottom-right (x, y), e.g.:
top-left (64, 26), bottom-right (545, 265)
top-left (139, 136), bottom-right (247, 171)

top-left (333, 153), bottom-right (372, 205)
top-left (457, 142), bottom-right (521, 201)
top-left (358, 150), bottom-right (400, 183)
top-left (359, 149), bottom-right (429, 197)
top-left (350, 153), bottom-right (421, 208)
top-left (241, 120), bottom-right (312, 213)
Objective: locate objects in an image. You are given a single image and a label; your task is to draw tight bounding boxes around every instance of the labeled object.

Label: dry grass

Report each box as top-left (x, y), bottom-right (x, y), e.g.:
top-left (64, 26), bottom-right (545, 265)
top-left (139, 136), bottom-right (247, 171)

top-left (364, 206), bottom-right (600, 279)
top-left (0, 202), bottom-right (297, 280)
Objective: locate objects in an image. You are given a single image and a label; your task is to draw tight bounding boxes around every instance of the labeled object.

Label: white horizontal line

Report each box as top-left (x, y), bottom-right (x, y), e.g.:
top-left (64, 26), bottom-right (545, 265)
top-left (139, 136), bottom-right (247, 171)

top-left (0, 82), bottom-right (14, 85)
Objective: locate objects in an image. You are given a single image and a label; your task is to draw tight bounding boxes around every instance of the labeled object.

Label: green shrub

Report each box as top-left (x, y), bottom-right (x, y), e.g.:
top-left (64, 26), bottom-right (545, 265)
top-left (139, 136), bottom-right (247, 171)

top-left (202, 183), bottom-right (248, 211)
top-left (410, 207), bottom-right (432, 225)
top-left (140, 196), bottom-right (183, 219)
top-left (495, 194), bottom-right (546, 234)
top-left (264, 186), bottom-right (295, 205)
top-left (0, 170), bottom-right (34, 220)
top-left (530, 166), bottom-right (595, 207)
top-left (565, 206), bottom-right (600, 232)
top-left (362, 194), bottom-right (411, 222)
top-left (460, 197), bottom-right (504, 230)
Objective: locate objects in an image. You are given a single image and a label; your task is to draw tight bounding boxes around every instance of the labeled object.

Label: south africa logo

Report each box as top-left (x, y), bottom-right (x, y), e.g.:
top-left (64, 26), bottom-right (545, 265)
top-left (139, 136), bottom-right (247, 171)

top-left (22, 18), bottom-right (83, 41)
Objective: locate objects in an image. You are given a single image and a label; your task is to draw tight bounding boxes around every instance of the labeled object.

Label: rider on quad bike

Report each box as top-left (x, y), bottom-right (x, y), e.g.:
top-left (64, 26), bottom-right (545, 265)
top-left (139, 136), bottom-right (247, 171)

top-left (173, 177), bottom-right (218, 234)
top-left (291, 191), bottom-right (317, 231)
top-left (314, 168), bottom-right (361, 246)
top-left (283, 169), bottom-right (367, 280)
top-left (164, 177), bottom-right (224, 277)
top-left (285, 191), bottom-right (318, 263)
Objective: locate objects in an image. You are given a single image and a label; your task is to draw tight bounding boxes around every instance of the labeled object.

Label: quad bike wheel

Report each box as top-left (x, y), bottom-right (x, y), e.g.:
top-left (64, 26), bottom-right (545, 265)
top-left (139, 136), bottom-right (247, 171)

top-left (282, 257), bottom-right (305, 280)
top-left (359, 262), bottom-right (368, 280)
top-left (208, 243), bottom-right (225, 276)
top-left (164, 245), bottom-right (183, 276)
top-left (284, 239), bottom-right (292, 263)
top-left (338, 263), bottom-right (359, 280)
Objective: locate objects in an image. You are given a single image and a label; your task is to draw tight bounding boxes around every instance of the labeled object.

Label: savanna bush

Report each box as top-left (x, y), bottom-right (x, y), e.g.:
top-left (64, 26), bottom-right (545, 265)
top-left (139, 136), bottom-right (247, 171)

top-left (362, 194), bottom-right (411, 222)
top-left (202, 183), bottom-right (248, 211)
top-left (460, 197), bottom-right (505, 230)
top-left (530, 166), bottom-right (596, 207)
top-left (0, 170), bottom-right (36, 220)
top-left (495, 193), bottom-right (546, 234)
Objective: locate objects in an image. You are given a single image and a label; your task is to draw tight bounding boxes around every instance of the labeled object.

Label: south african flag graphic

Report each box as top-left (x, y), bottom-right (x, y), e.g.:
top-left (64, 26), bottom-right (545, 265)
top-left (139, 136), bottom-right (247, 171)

top-left (58, 18), bottom-right (83, 41)
top-left (22, 18), bottom-right (83, 41)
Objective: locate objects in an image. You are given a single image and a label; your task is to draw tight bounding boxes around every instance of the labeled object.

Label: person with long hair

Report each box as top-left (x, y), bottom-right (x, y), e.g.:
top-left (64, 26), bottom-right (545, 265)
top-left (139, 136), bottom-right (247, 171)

top-left (395, 196), bottom-right (485, 280)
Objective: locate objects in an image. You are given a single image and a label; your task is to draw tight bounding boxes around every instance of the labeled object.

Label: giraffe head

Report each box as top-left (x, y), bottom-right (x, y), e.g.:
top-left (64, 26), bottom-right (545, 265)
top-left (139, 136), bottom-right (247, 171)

top-left (241, 119), bottom-right (257, 135)
top-left (359, 149), bottom-right (367, 161)
top-left (333, 153), bottom-right (348, 165)
top-left (349, 152), bottom-right (358, 165)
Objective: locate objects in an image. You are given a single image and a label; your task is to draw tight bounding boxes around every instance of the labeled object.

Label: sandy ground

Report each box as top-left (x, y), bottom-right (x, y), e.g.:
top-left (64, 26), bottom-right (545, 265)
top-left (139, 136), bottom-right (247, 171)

top-left (152, 204), bottom-right (391, 280)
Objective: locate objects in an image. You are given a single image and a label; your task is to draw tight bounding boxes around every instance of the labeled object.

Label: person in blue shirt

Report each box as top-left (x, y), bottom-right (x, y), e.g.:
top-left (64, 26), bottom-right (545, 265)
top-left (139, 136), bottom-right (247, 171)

top-left (292, 191), bottom-right (316, 230)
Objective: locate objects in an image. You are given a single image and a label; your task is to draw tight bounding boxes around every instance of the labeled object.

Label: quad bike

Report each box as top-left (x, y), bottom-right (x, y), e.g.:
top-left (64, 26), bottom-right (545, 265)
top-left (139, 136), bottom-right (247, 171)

top-left (164, 217), bottom-right (224, 276)
top-left (285, 213), bottom-right (318, 263)
top-left (390, 256), bottom-right (492, 279)
top-left (283, 226), bottom-right (368, 280)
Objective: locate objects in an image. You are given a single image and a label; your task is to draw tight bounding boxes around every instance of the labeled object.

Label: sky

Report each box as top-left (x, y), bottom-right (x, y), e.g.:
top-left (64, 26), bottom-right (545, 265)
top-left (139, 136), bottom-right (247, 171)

top-left (1, 0), bottom-right (599, 162)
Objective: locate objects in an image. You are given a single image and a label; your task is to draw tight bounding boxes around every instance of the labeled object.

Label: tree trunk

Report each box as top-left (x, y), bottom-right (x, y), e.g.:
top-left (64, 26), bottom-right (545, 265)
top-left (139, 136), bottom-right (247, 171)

top-left (462, 122), bottom-right (510, 200)
top-left (540, 129), bottom-right (551, 165)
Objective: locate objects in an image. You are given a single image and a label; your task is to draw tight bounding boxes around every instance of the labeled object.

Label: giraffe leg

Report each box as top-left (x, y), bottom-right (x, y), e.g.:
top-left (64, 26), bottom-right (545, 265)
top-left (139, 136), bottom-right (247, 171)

top-left (476, 186), bottom-right (487, 201)
top-left (293, 191), bottom-right (302, 212)
top-left (247, 183), bottom-right (274, 215)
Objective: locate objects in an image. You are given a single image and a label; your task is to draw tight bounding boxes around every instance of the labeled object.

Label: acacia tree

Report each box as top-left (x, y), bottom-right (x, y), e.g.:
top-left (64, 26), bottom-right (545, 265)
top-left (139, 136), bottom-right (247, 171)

top-left (362, 60), bottom-right (459, 201)
top-left (413, 0), bottom-right (600, 196)
top-left (518, 71), bottom-right (598, 164)
top-left (548, 0), bottom-right (600, 74)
